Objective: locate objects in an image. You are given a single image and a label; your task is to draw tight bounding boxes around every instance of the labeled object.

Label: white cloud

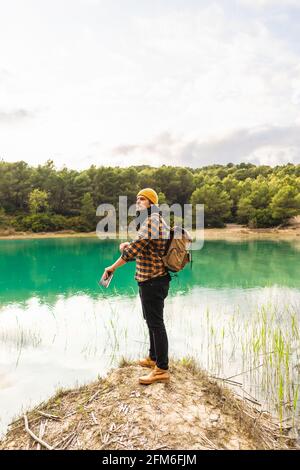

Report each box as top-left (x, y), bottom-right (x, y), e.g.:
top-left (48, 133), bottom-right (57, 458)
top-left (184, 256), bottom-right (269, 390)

top-left (0, 109), bottom-right (35, 126)
top-left (0, 1), bottom-right (299, 168)
top-left (238, 0), bottom-right (300, 8)
top-left (111, 125), bottom-right (300, 167)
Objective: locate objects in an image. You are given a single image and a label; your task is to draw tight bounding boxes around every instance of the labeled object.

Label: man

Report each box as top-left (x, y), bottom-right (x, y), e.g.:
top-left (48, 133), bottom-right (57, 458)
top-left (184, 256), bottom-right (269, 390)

top-left (102, 188), bottom-right (172, 385)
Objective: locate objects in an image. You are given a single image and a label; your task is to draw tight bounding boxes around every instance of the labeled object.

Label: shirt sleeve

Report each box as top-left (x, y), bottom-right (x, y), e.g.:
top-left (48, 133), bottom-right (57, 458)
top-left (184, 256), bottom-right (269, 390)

top-left (121, 214), bottom-right (160, 262)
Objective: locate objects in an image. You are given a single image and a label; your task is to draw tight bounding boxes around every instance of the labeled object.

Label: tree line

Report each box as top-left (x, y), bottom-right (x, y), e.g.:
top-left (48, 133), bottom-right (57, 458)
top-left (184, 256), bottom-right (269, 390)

top-left (0, 159), bottom-right (299, 232)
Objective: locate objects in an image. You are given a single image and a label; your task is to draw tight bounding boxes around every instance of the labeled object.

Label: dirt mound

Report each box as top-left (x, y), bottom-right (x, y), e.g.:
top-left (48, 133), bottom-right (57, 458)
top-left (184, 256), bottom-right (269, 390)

top-left (0, 358), bottom-right (297, 450)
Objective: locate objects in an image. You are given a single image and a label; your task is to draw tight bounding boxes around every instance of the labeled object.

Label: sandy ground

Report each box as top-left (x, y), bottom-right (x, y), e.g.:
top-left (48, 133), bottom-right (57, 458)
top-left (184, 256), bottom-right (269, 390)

top-left (0, 358), bottom-right (297, 451)
top-left (0, 219), bottom-right (300, 241)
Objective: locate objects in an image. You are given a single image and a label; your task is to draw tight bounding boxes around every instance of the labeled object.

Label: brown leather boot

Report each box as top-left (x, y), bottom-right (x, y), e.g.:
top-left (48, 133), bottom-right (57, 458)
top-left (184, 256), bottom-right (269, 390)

top-left (137, 357), bottom-right (156, 368)
top-left (139, 365), bottom-right (170, 385)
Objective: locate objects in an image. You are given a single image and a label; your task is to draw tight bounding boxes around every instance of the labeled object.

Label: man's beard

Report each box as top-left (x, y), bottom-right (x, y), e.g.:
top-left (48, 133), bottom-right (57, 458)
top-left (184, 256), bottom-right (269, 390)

top-left (135, 204), bottom-right (160, 231)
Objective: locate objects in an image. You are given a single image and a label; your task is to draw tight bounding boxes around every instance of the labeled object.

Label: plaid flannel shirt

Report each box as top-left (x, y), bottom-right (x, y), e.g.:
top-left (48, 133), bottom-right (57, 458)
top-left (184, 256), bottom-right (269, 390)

top-left (121, 212), bottom-right (170, 282)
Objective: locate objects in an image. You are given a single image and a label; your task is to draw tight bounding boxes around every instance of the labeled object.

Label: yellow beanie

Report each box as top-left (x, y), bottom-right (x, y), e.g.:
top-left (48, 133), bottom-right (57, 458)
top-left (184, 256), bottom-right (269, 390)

top-left (137, 188), bottom-right (158, 205)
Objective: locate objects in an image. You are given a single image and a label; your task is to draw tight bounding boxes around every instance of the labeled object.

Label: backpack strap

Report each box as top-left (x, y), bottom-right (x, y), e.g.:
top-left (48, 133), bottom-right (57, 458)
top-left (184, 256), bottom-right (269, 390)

top-left (164, 226), bottom-right (174, 255)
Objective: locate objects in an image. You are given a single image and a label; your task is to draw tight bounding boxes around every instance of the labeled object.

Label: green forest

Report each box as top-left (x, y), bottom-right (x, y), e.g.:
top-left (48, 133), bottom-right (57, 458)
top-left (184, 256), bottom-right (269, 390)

top-left (0, 159), bottom-right (299, 232)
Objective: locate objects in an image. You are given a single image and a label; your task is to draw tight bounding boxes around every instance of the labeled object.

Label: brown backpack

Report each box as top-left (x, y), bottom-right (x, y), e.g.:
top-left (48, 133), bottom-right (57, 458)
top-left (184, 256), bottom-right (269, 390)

top-left (161, 225), bottom-right (192, 272)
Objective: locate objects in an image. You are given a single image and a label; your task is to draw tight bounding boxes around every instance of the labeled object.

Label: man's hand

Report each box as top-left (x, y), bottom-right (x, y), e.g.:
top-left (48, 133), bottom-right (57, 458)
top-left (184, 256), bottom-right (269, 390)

top-left (102, 254), bottom-right (127, 280)
top-left (103, 265), bottom-right (116, 280)
top-left (119, 242), bottom-right (130, 252)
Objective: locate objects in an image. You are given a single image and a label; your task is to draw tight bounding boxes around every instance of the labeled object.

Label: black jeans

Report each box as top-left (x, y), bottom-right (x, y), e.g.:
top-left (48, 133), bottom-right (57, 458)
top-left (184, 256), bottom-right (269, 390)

top-left (138, 272), bottom-right (171, 370)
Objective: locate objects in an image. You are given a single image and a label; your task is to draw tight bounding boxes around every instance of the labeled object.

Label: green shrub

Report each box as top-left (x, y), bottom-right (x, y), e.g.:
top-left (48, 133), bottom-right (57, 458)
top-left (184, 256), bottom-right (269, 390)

top-left (0, 207), bottom-right (7, 227)
top-left (248, 208), bottom-right (276, 228)
top-left (11, 213), bottom-right (96, 233)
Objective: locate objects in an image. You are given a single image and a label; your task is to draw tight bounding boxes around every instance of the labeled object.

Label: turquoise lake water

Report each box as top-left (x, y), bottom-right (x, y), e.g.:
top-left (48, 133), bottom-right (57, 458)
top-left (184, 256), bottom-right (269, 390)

top-left (0, 237), bottom-right (299, 436)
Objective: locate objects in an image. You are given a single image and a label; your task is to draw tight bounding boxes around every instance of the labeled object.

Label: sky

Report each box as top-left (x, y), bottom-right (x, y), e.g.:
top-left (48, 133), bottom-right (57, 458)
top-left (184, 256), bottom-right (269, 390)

top-left (1, 0), bottom-right (300, 170)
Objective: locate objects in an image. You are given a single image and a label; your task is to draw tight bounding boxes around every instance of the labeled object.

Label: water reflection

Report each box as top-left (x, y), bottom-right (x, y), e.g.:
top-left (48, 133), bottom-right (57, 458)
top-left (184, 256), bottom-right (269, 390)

top-left (0, 238), bottom-right (299, 308)
top-left (0, 286), bottom-right (299, 436)
top-left (0, 238), bottom-right (299, 437)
